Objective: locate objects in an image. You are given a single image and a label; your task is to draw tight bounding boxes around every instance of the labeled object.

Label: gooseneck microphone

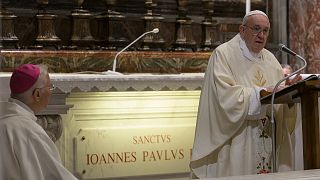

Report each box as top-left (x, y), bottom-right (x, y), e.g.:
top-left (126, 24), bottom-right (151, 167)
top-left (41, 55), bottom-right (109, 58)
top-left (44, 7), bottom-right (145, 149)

top-left (269, 43), bottom-right (307, 172)
top-left (279, 43), bottom-right (297, 56)
top-left (102, 28), bottom-right (159, 75)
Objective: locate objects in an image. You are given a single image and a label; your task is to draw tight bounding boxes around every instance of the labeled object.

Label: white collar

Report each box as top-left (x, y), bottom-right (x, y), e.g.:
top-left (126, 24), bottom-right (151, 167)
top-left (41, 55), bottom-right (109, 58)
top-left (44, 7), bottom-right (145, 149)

top-left (239, 37), bottom-right (262, 61)
top-left (9, 97), bottom-right (35, 115)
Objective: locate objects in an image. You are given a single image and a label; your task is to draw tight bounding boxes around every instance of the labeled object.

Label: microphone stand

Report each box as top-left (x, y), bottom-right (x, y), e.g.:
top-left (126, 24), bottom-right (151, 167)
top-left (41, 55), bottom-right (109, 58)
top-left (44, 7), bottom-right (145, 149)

top-left (270, 52), bottom-right (307, 173)
top-left (102, 28), bottom-right (159, 75)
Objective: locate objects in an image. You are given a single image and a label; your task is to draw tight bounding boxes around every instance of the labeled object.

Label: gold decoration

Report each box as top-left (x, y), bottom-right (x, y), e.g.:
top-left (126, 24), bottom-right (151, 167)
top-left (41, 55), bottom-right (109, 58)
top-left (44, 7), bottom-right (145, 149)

top-left (253, 69), bottom-right (266, 87)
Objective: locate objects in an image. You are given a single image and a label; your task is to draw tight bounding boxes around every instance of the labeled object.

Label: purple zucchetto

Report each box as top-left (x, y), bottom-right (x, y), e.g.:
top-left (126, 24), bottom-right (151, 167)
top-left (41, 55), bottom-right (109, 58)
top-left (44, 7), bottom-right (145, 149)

top-left (10, 64), bottom-right (40, 94)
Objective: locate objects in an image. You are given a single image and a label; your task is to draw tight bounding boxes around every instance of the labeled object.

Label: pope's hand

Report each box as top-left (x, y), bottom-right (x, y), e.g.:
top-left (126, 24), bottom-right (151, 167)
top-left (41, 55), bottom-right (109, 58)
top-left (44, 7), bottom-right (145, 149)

top-left (285, 73), bottom-right (302, 86)
top-left (260, 85), bottom-right (285, 98)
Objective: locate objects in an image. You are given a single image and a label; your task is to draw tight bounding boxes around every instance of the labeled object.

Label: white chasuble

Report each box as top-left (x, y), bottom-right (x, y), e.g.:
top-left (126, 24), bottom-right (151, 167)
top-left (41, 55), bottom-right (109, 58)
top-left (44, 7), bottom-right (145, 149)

top-left (190, 34), bottom-right (294, 178)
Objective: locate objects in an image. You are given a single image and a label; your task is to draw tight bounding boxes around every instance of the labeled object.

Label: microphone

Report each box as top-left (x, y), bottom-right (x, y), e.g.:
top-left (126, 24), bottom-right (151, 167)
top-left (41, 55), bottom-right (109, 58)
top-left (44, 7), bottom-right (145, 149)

top-left (102, 28), bottom-right (160, 75)
top-left (274, 44), bottom-right (307, 89)
top-left (279, 43), bottom-right (297, 56)
top-left (269, 43), bottom-right (307, 172)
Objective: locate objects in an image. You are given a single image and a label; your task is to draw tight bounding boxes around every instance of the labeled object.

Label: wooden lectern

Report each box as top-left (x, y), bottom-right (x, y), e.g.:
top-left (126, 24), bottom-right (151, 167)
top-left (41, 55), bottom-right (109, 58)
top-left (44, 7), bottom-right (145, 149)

top-left (261, 77), bottom-right (320, 170)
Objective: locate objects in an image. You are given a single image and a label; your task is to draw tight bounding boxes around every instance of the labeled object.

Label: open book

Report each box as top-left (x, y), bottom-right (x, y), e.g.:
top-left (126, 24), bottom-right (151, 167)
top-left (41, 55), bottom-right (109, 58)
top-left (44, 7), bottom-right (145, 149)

top-left (260, 74), bottom-right (320, 104)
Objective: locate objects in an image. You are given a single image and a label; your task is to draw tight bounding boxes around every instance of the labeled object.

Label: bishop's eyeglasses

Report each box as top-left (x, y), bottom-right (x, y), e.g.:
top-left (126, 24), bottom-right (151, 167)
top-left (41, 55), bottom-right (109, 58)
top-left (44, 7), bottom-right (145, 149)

top-left (35, 83), bottom-right (55, 92)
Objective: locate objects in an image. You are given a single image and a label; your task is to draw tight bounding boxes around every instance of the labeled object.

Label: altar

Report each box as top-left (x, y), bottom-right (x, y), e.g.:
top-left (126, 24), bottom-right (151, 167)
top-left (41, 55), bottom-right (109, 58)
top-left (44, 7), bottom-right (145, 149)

top-left (0, 72), bottom-right (203, 179)
top-left (0, 72), bottom-right (316, 179)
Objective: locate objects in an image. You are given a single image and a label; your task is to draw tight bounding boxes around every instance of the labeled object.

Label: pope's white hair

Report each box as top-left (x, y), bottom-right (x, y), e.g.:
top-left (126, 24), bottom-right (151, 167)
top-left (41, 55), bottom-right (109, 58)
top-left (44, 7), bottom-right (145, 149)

top-left (242, 10), bottom-right (269, 25)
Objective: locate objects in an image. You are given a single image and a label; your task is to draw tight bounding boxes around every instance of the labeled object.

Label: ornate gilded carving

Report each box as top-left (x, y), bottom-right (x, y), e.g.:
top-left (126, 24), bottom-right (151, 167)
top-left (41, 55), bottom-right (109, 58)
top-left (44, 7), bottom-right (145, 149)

top-left (34, 92), bottom-right (73, 142)
top-left (199, 0), bottom-right (220, 51)
top-left (69, 0), bottom-right (94, 49)
top-left (34, 0), bottom-right (61, 49)
top-left (140, 0), bottom-right (165, 51)
top-left (172, 0), bottom-right (196, 52)
top-left (36, 115), bottom-right (63, 142)
top-left (96, 0), bottom-right (128, 50)
top-left (0, 8), bottom-right (19, 49)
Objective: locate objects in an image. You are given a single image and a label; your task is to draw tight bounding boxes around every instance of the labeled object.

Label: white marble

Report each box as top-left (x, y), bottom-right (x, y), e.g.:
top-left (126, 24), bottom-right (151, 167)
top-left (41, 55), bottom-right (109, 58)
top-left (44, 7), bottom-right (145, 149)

top-left (208, 169), bottom-right (320, 180)
top-left (0, 73), bottom-right (204, 94)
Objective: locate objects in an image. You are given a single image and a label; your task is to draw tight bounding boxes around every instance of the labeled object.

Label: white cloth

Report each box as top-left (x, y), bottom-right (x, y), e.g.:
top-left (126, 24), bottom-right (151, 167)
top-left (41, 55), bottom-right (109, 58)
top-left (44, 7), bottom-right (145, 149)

top-left (190, 34), bottom-right (293, 178)
top-left (0, 98), bottom-right (78, 180)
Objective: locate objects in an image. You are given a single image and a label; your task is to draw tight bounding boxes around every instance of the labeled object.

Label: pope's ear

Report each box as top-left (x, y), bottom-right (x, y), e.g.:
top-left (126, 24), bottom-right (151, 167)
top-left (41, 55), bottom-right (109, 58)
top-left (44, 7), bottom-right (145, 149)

top-left (239, 25), bottom-right (245, 33)
top-left (32, 88), bottom-right (41, 102)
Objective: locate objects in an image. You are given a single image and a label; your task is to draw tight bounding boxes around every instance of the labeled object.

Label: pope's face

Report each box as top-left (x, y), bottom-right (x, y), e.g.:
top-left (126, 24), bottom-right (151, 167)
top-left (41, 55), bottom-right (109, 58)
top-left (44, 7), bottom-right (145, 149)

top-left (240, 14), bottom-right (270, 53)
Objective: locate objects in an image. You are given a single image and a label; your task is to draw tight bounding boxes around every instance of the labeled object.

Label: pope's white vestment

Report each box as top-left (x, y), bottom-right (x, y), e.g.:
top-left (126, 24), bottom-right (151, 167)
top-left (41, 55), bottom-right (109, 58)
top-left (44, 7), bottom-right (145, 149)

top-left (190, 34), bottom-right (294, 178)
top-left (0, 98), bottom-right (78, 180)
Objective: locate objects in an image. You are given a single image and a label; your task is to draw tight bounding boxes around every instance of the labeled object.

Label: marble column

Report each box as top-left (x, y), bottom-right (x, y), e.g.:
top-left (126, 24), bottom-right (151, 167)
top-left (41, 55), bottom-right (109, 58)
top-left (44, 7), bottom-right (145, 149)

top-left (289, 0), bottom-right (320, 73)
